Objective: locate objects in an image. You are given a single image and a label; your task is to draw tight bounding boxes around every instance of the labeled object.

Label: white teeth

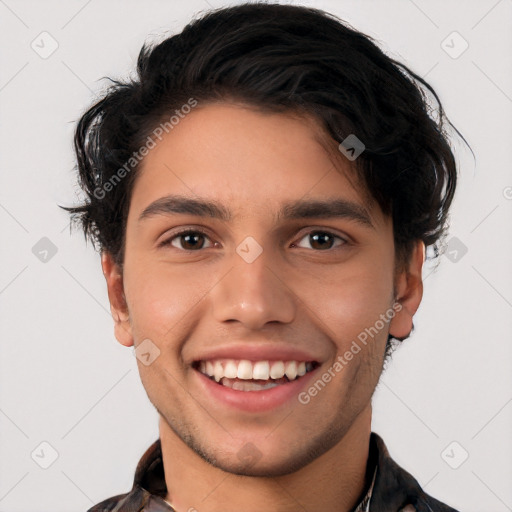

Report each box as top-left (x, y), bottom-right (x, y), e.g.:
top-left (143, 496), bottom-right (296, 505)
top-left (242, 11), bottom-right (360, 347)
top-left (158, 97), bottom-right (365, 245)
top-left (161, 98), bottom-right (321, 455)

top-left (237, 360), bottom-right (253, 379)
top-left (230, 379), bottom-right (279, 391)
top-left (284, 361), bottom-right (297, 380)
top-left (252, 361), bottom-right (270, 380)
top-left (213, 361), bottom-right (223, 382)
top-left (269, 361), bottom-right (285, 379)
top-left (224, 360), bottom-right (238, 379)
top-left (199, 358), bottom-right (315, 383)
top-left (220, 377), bottom-right (234, 389)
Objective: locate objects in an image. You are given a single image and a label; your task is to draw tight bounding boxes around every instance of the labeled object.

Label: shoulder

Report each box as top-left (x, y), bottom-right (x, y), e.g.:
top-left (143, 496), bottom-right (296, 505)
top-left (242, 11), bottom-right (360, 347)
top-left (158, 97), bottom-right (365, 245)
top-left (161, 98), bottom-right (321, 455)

top-left (409, 492), bottom-right (461, 512)
top-left (370, 432), bottom-right (461, 512)
top-left (86, 493), bottom-right (128, 511)
top-left (86, 489), bottom-right (139, 512)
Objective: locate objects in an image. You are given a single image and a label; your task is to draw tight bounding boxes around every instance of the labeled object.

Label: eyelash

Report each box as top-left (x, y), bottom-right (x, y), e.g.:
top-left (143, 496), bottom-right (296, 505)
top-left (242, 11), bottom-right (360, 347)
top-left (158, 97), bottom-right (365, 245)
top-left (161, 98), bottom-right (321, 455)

top-left (159, 228), bottom-right (349, 251)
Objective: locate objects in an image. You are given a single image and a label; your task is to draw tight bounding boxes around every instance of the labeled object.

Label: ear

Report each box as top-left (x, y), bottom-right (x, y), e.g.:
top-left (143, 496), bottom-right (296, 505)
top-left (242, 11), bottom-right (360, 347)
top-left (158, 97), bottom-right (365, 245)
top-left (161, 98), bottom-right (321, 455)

top-left (101, 252), bottom-right (133, 347)
top-left (388, 241), bottom-right (425, 340)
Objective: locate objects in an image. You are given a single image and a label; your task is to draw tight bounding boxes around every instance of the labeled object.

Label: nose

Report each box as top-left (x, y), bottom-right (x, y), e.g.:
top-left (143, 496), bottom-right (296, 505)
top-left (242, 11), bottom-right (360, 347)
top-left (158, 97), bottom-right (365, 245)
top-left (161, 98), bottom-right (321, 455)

top-left (209, 246), bottom-right (296, 330)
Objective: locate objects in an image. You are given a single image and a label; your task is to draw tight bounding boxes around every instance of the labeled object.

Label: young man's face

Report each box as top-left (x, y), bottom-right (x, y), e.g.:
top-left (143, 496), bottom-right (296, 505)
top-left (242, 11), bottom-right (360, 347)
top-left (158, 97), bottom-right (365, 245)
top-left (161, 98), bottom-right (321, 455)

top-left (103, 103), bottom-right (423, 476)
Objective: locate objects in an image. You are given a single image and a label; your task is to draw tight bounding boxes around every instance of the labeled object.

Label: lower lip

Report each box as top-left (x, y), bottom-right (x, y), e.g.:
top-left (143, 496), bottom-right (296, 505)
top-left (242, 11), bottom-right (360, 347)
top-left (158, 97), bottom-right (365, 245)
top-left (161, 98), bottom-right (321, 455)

top-left (194, 366), bottom-right (320, 413)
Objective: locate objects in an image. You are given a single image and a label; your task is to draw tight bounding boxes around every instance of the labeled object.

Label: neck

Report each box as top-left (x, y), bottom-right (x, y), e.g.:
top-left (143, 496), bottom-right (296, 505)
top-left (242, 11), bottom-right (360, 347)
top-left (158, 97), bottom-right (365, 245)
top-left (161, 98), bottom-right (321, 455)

top-left (160, 406), bottom-right (372, 512)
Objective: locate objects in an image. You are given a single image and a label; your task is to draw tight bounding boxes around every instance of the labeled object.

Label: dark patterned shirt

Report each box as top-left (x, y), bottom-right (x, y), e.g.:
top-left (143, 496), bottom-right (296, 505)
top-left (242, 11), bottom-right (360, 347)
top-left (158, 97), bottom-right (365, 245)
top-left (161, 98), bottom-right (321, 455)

top-left (87, 432), bottom-right (460, 512)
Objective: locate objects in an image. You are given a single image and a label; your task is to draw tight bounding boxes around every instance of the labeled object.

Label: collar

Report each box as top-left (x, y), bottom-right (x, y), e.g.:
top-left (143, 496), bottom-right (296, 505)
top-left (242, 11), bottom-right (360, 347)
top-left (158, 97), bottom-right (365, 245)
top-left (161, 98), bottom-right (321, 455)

top-left (354, 462), bottom-right (377, 512)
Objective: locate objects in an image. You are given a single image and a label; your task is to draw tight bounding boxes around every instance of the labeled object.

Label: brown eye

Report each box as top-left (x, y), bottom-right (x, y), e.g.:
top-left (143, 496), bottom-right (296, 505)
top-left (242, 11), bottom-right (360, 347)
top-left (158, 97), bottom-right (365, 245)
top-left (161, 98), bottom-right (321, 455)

top-left (294, 231), bottom-right (346, 250)
top-left (161, 230), bottom-right (214, 251)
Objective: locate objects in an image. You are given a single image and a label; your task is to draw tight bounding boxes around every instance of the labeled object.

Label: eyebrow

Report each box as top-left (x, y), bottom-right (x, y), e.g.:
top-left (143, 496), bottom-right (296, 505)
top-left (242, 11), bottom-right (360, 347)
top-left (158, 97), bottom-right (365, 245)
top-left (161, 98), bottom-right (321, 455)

top-left (138, 194), bottom-right (374, 228)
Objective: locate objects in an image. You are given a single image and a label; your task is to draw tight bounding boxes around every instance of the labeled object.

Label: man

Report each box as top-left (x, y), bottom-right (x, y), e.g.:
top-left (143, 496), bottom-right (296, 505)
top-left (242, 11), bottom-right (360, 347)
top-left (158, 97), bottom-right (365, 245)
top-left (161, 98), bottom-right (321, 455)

top-left (64, 3), bottom-right (464, 511)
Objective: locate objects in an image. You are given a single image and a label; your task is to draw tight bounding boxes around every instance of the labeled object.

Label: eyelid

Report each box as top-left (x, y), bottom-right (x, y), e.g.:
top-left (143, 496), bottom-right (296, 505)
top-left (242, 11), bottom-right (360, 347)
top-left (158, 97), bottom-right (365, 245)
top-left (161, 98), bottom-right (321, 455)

top-left (292, 223), bottom-right (350, 240)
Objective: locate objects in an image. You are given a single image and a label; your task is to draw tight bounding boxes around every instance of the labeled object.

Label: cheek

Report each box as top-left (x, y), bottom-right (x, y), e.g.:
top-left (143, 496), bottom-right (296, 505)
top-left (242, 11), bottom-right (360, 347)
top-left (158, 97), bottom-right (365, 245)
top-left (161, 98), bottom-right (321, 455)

top-left (300, 263), bottom-right (394, 347)
top-left (122, 260), bottom-right (215, 343)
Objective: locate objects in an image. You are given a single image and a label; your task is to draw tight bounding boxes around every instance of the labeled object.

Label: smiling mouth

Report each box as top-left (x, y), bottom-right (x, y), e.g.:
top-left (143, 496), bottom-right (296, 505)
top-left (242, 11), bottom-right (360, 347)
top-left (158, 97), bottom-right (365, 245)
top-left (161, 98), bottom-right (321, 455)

top-left (193, 358), bottom-right (320, 391)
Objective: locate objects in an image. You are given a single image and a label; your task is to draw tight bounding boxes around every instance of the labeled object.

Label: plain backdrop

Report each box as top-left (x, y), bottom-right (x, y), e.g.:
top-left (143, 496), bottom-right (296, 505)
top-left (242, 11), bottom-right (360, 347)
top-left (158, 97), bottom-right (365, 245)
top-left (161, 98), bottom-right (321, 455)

top-left (0, 1), bottom-right (511, 511)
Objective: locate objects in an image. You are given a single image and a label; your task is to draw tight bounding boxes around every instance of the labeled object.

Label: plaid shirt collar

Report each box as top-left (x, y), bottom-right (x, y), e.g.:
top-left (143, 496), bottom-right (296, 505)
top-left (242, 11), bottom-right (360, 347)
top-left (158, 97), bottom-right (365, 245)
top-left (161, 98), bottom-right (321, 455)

top-left (88, 432), bottom-right (459, 512)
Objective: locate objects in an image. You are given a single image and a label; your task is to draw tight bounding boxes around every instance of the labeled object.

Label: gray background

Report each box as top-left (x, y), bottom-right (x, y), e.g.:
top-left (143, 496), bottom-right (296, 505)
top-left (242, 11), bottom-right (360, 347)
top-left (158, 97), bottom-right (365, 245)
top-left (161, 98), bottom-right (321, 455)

top-left (0, 0), bottom-right (511, 511)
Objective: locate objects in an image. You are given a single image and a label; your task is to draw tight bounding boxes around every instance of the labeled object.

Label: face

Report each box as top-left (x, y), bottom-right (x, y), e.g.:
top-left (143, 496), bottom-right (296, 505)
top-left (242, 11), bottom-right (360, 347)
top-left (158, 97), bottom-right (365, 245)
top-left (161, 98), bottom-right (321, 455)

top-left (103, 102), bottom-right (423, 476)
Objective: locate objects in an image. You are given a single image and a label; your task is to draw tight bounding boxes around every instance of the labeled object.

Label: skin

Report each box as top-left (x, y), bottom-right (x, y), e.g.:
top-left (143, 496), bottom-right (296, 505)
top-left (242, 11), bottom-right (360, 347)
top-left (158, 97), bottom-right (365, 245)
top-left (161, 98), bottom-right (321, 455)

top-left (101, 103), bottom-right (424, 512)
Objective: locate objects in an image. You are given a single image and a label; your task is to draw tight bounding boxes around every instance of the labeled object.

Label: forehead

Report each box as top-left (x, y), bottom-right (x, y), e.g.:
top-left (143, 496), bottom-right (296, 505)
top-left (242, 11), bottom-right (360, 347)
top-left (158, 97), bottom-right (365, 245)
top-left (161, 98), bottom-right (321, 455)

top-left (128, 102), bottom-right (381, 225)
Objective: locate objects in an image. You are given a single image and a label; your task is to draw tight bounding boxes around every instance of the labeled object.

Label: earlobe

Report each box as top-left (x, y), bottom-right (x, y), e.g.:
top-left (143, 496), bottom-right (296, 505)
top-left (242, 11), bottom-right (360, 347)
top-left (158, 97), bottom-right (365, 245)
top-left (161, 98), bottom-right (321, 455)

top-left (101, 252), bottom-right (134, 347)
top-left (388, 241), bottom-right (425, 340)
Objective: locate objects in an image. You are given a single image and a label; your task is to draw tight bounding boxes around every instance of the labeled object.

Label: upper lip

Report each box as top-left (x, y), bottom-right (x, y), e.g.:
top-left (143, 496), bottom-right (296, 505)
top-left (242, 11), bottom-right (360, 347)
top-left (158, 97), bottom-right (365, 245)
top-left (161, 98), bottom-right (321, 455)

top-left (191, 344), bottom-right (322, 364)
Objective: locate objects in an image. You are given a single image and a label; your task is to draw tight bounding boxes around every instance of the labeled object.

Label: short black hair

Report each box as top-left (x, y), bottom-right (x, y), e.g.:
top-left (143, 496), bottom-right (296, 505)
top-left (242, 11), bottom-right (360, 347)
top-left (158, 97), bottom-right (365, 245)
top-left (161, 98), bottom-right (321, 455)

top-left (62, 2), bottom-right (466, 353)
